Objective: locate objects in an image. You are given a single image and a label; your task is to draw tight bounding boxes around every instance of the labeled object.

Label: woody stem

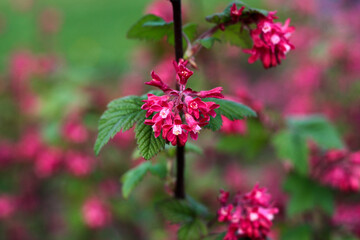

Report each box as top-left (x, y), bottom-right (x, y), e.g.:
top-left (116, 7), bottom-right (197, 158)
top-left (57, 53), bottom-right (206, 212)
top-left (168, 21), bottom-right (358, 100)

top-left (170, 0), bottom-right (186, 199)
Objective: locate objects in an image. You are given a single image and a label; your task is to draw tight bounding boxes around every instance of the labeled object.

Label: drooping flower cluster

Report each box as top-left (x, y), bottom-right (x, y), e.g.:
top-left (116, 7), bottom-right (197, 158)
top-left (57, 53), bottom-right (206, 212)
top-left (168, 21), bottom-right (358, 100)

top-left (243, 11), bottom-right (295, 68)
top-left (310, 145), bottom-right (360, 191)
top-left (217, 185), bottom-right (279, 240)
top-left (142, 59), bottom-right (224, 146)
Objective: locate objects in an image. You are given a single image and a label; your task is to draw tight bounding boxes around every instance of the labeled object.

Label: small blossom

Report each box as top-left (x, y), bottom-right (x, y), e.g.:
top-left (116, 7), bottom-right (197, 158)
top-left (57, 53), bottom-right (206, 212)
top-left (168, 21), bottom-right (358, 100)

top-left (230, 4), bottom-right (245, 22)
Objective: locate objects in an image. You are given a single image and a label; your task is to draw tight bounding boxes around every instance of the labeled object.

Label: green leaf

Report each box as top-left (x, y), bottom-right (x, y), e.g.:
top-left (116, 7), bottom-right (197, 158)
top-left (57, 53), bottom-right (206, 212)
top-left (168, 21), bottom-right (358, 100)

top-left (186, 196), bottom-right (211, 218)
top-left (94, 95), bottom-right (145, 155)
top-left (185, 142), bottom-right (204, 155)
top-left (217, 120), bottom-right (269, 159)
top-left (121, 161), bottom-right (152, 198)
top-left (127, 14), bottom-right (173, 41)
top-left (158, 199), bottom-right (196, 223)
top-left (213, 23), bottom-right (253, 48)
top-left (283, 173), bottom-right (334, 217)
top-left (273, 130), bottom-right (309, 175)
top-left (167, 23), bottom-right (198, 49)
top-left (281, 225), bottom-right (312, 240)
top-left (198, 37), bottom-right (220, 49)
top-left (206, 98), bottom-right (257, 120)
top-left (206, 1), bottom-right (269, 24)
top-left (178, 219), bottom-right (207, 240)
top-left (204, 113), bottom-right (223, 131)
top-left (135, 119), bottom-right (166, 160)
top-left (149, 162), bottom-right (167, 179)
top-left (287, 115), bottom-right (344, 149)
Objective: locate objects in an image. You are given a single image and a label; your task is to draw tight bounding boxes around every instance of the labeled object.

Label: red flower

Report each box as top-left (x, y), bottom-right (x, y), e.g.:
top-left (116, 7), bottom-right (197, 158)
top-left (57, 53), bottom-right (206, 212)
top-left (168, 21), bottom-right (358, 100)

top-left (142, 59), bottom-right (224, 146)
top-left (244, 13), bottom-right (295, 68)
top-left (217, 186), bottom-right (278, 240)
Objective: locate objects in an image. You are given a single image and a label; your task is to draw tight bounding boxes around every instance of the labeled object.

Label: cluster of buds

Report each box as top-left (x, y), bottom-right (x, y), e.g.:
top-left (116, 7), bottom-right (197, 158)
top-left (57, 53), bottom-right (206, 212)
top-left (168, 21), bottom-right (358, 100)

top-left (217, 185), bottom-right (279, 240)
top-left (243, 12), bottom-right (295, 68)
top-left (310, 145), bottom-right (360, 191)
top-left (228, 4), bottom-right (295, 68)
top-left (142, 59), bottom-right (224, 146)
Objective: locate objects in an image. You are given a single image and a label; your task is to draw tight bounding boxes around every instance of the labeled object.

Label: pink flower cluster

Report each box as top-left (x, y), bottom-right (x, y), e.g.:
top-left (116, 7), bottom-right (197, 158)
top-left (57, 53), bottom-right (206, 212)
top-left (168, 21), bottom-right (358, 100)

top-left (242, 11), bottom-right (295, 68)
top-left (217, 185), bottom-right (279, 240)
top-left (310, 145), bottom-right (360, 191)
top-left (142, 59), bottom-right (224, 146)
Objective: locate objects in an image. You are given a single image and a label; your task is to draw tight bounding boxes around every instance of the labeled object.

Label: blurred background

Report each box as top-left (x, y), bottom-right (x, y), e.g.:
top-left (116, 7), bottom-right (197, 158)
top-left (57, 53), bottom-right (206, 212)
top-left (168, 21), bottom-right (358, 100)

top-left (0, 0), bottom-right (360, 239)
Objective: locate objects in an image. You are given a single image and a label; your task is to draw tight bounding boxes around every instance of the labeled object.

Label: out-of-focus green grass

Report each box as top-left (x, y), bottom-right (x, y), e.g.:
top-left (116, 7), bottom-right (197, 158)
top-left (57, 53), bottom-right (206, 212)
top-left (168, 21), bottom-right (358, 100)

top-left (0, 0), bottom-right (263, 73)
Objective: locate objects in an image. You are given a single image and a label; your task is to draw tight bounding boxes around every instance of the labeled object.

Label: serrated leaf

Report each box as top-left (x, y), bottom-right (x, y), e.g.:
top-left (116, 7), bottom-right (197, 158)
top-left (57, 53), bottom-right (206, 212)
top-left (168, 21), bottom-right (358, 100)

top-left (135, 119), bottom-right (166, 160)
top-left (204, 113), bottom-right (223, 131)
top-left (206, 98), bottom-right (257, 120)
top-left (121, 161), bottom-right (151, 198)
top-left (287, 115), bottom-right (344, 149)
top-left (127, 14), bottom-right (173, 41)
top-left (178, 220), bottom-right (207, 240)
top-left (213, 23), bottom-right (253, 48)
top-left (206, 1), bottom-right (269, 24)
top-left (198, 37), bottom-right (220, 49)
top-left (158, 199), bottom-right (196, 223)
top-left (273, 130), bottom-right (309, 175)
top-left (94, 95), bottom-right (145, 155)
top-left (283, 173), bottom-right (334, 217)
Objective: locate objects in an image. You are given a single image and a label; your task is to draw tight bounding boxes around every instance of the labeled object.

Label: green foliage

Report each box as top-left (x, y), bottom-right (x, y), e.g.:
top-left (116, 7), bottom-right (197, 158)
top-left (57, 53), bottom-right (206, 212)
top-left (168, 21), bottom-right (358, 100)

top-left (168, 23), bottom-right (198, 45)
top-left (158, 199), bottom-right (197, 223)
top-left (273, 115), bottom-right (344, 175)
top-left (213, 23), bottom-right (253, 49)
top-left (205, 0), bottom-right (269, 24)
top-left (203, 98), bottom-right (256, 132)
top-left (207, 98), bottom-right (257, 120)
top-left (121, 161), bottom-right (167, 198)
top-left (178, 219), bottom-right (207, 240)
top-left (135, 118), bottom-right (166, 160)
top-left (127, 14), bottom-right (173, 41)
top-left (198, 37), bottom-right (220, 49)
top-left (121, 161), bottom-right (152, 198)
top-left (204, 114), bottom-right (223, 131)
top-left (217, 120), bottom-right (270, 159)
top-left (94, 95), bottom-right (145, 155)
top-left (288, 115), bottom-right (344, 149)
top-left (273, 130), bottom-right (309, 175)
top-left (281, 225), bottom-right (312, 240)
top-left (283, 173), bottom-right (335, 217)
top-left (158, 198), bottom-right (210, 240)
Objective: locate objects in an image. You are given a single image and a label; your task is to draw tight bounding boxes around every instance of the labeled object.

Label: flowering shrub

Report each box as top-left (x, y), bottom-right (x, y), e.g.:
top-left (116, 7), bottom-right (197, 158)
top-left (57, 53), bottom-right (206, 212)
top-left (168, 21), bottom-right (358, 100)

top-left (1, 0), bottom-right (360, 239)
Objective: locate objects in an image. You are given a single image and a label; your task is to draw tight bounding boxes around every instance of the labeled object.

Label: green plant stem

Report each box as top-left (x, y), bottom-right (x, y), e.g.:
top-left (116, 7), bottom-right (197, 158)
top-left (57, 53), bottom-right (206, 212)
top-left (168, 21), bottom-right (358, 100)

top-left (170, 0), bottom-right (186, 199)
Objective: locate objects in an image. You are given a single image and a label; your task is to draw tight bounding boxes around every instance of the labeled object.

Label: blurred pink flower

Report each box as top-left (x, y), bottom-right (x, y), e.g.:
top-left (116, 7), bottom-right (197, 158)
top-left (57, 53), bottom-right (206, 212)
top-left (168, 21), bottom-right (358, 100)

top-left (34, 148), bottom-right (62, 178)
top-left (17, 130), bottom-right (43, 161)
top-left (333, 203), bottom-right (360, 237)
top-left (61, 118), bottom-right (89, 144)
top-left (65, 151), bottom-right (94, 177)
top-left (38, 8), bottom-right (62, 34)
top-left (146, 0), bottom-right (173, 22)
top-left (82, 197), bottom-right (111, 229)
top-left (0, 194), bottom-right (16, 220)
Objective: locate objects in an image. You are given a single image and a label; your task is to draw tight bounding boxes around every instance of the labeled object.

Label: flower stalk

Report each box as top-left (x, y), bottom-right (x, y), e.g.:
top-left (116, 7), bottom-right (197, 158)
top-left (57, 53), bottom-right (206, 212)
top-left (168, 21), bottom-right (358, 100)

top-left (170, 0), bottom-right (186, 199)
